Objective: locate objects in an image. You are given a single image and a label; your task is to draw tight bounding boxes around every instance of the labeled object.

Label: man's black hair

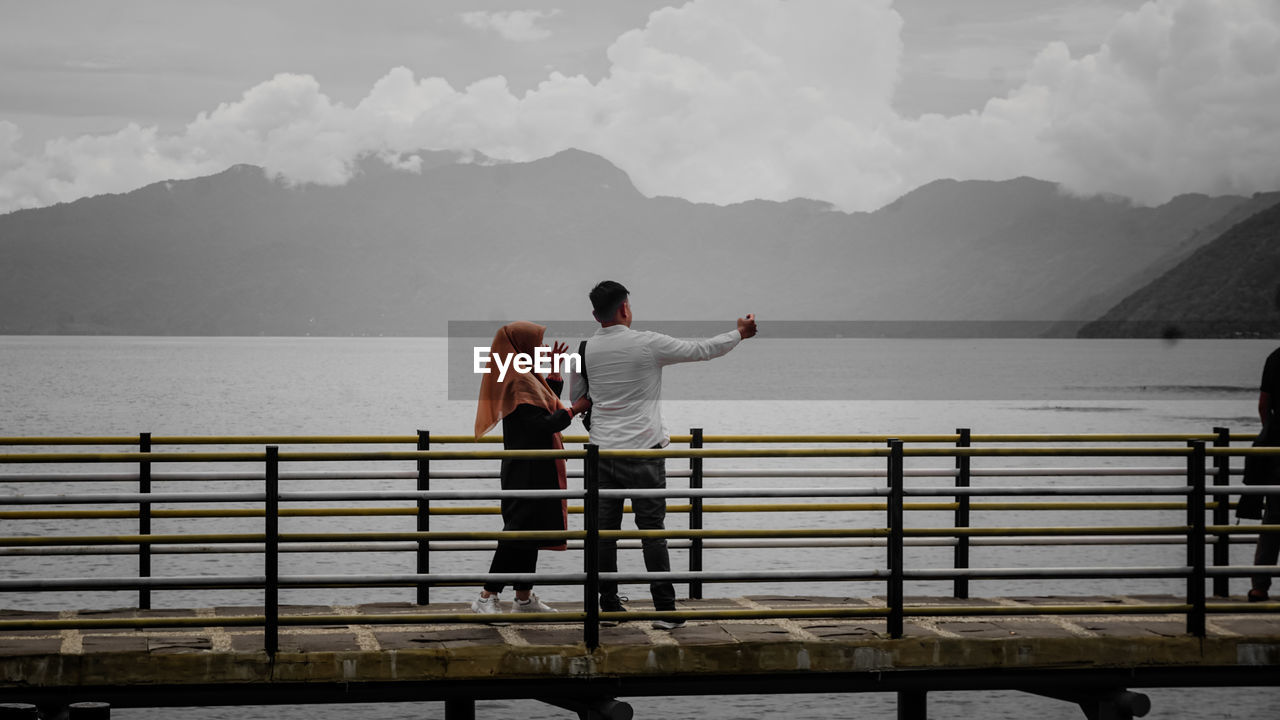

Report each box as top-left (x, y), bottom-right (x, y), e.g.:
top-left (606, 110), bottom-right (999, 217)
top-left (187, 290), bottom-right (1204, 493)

top-left (590, 280), bottom-right (629, 322)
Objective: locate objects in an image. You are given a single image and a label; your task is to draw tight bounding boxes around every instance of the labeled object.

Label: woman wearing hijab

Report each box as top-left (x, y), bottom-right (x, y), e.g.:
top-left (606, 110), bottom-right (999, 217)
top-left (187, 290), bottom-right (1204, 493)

top-left (472, 321), bottom-right (591, 615)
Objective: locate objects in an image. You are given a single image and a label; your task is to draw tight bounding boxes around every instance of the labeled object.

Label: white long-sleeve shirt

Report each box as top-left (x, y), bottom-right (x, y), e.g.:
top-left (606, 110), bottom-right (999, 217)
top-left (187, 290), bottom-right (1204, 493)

top-left (568, 325), bottom-right (742, 450)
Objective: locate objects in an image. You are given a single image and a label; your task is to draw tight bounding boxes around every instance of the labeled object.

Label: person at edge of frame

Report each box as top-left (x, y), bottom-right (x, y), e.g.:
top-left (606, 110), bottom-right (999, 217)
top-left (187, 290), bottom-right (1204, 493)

top-left (568, 280), bottom-right (757, 630)
top-left (471, 321), bottom-right (592, 616)
top-left (1239, 284), bottom-right (1280, 602)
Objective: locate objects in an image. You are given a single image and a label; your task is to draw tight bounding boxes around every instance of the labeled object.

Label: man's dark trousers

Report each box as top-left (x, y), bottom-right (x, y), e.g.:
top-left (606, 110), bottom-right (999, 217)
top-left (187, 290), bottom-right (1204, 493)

top-left (596, 455), bottom-right (676, 610)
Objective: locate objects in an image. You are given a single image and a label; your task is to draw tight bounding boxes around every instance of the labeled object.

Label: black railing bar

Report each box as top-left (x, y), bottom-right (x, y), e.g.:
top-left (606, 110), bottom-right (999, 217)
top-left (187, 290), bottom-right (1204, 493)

top-left (11, 565), bottom-right (1280, 594)
top-left (196, 470), bottom-right (421, 481)
top-left (0, 575), bottom-right (267, 590)
top-left (277, 570), bottom-right (895, 586)
top-left (3, 534), bottom-right (1261, 558)
top-left (0, 540), bottom-right (660, 556)
top-left (279, 572), bottom-right (588, 586)
top-left (906, 485), bottom-right (1192, 496)
top-left (969, 467), bottom-right (1189, 477)
top-left (1206, 486), bottom-right (1280, 495)
top-left (1206, 566), bottom-right (1280, 577)
top-left (380, 565), bottom-right (1240, 584)
top-left (904, 566), bottom-right (1192, 580)
top-left (973, 535), bottom-right (1255, 545)
top-left (428, 466), bottom-right (1211, 480)
top-left (686, 536), bottom-right (1257, 548)
top-left (7, 524), bottom-right (1257, 547)
top-left (0, 572), bottom-right (581, 593)
top-left (600, 569), bottom-right (890, 582)
top-left (0, 569), bottom-right (891, 592)
top-left (700, 469), bottom-right (926, 478)
top-left (277, 489), bottom-right (585, 501)
top-left (598, 487), bottom-right (890, 498)
top-left (0, 484), bottom-right (1214, 505)
top-left (1, 492), bottom-right (266, 505)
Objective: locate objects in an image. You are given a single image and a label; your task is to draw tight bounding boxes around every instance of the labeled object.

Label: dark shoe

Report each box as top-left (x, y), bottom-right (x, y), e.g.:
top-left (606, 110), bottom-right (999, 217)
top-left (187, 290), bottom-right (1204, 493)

top-left (1248, 589), bottom-right (1270, 602)
top-left (600, 595), bottom-right (628, 626)
top-left (652, 617), bottom-right (686, 630)
top-left (600, 594), bottom-right (628, 611)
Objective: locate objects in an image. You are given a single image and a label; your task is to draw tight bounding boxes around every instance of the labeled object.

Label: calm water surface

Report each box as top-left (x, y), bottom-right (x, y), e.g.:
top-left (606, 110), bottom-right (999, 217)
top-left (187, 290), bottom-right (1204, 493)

top-left (2, 336), bottom-right (1277, 718)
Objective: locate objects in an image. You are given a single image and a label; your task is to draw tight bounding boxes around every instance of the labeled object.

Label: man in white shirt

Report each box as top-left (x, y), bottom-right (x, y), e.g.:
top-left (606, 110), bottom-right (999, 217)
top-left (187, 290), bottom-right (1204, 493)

top-left (569, 280), bottom-right (757, 629)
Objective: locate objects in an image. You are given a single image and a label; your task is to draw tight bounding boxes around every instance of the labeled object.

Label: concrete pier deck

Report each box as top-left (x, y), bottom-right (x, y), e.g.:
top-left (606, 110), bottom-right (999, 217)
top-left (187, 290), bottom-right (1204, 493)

top-left (3, 595), bottom-right (1278, 708)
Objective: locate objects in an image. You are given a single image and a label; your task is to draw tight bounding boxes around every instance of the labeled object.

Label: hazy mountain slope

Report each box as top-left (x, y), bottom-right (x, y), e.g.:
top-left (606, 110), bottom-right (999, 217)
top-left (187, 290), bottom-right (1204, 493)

top-left (1079, 197), bottom-right (1280, 338)
top-left (0, 150), bottom-right (1264, 336)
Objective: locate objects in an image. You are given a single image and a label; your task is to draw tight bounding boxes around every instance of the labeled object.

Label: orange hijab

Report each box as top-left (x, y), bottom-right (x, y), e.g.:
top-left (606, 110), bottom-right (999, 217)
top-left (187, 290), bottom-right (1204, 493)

top-left (473, 321), bottom-right (565, 438)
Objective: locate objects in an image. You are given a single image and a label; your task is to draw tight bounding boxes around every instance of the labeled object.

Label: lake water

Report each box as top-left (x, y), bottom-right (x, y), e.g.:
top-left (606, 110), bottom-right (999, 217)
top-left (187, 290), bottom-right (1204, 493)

top-left (2, 335), bottom-right (1278, 718)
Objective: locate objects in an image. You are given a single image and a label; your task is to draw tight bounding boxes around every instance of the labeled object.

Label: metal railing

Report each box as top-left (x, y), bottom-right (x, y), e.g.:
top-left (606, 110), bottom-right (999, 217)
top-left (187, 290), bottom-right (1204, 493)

top-left (2, 429), bottom-right (1278, 651)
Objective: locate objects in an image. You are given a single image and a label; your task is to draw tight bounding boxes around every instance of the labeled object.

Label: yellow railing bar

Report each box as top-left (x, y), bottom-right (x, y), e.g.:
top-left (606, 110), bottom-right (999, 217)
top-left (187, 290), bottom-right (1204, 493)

top-left (0, 437), bottom-right (142, 446)
top-left (13, 601), bottom-right (1272, 633)
top-left (1, 432), bottom-right (1255, 448)
top-left (0, 606), bottom-right (895, 632)
top-left (456, 432), bottom-right (1230, 445)
top-left (1207, 524), bottom-right (1280, 534)
top-left (905, 603), bottom-right (1192, 617)
top-left (0, 449), bottom-right (577, 463)
top-left (0, 533), bottom-right (267, 546)
top-left (0, 451), bottom-right (270, 463)
top-left (968, 434), bottom-right (1220, 443)
top-left (150, 435), bottom-right (420, 445)
top-left (0, 616), bottom-right (268, 631)
top-left (0, 530), bottom-right (588, 547)
top-left (905, 447), bottom-right (1190, 457)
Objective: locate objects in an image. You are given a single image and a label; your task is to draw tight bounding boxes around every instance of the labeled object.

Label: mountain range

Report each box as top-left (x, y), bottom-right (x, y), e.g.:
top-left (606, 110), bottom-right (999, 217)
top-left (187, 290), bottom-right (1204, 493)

top-left (1, 149), bottom-right (1276, 337)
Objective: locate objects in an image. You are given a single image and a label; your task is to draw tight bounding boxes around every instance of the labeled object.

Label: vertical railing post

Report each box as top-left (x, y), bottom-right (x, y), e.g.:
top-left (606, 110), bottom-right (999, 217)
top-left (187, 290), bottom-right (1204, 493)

top-left (583, 443), bottom-right (601, 650)
top-left (1211, 427), bottom-right (1231, 598)
top-left (887, 439), bottom-right (905, 639)
top-left (444, 699), bottom-right (476, 720)
top-left (416, 430), bottom-right (431, 606)
top-left (953, 428), bottom-right (971, 600)
top-left (265, 445), bottom-right (280, 656)
top-left (138, 432), bottom-right (151, 611)
top-left (688, 427), bottom-right (704, 600)
top-left (1187, 440), bottom-right (1207, 638)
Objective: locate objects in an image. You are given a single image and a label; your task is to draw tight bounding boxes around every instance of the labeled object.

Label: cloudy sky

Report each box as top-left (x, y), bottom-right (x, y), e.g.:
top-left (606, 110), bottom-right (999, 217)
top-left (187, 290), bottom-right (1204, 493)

top-left (1, 0), bottom-right (1277, 214)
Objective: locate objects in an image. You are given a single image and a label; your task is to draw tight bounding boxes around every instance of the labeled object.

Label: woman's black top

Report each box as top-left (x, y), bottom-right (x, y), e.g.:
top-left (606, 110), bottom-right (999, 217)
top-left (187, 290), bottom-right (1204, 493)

top-left (499, 377), bottom-right (571, 534)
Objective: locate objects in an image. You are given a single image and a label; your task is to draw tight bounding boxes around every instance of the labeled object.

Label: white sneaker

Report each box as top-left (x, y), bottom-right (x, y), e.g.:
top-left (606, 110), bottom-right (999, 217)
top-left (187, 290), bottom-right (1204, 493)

top-left (512, 593), bottom-right (557, 613)
top-left (471, 594), bottom-right (503, 615)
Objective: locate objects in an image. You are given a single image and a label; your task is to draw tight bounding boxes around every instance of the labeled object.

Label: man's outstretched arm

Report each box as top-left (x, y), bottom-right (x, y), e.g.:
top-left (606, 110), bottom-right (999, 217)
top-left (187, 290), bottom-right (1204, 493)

top-left (651, 314), bottom-right (757, 365)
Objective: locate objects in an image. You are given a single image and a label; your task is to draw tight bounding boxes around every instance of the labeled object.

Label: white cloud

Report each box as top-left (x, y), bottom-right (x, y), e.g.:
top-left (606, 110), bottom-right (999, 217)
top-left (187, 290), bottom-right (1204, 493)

top-left (460, 9), bottom-right (561, 42)
top-left (1, 0), bottom-right (1279, 215)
